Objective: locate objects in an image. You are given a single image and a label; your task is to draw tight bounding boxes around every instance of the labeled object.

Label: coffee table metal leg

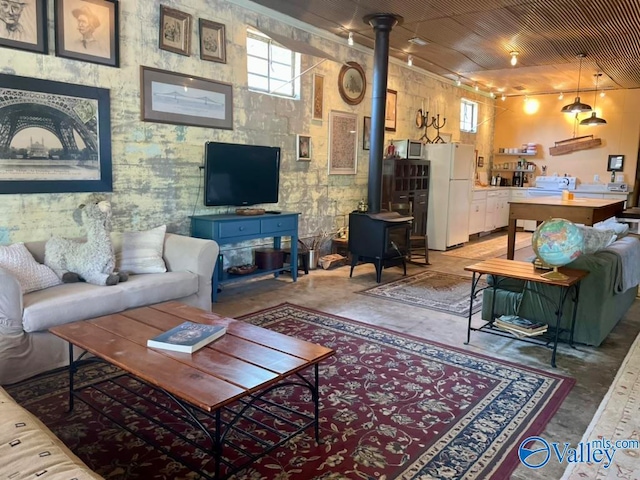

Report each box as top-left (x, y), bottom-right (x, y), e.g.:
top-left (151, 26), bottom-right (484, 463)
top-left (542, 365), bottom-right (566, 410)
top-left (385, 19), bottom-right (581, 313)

top-left (67, 342), bottom-right (75, 412)
top-left (551, 286), bottom-right (570, 368)
top-left (314, 363), bottom-right (320, 443)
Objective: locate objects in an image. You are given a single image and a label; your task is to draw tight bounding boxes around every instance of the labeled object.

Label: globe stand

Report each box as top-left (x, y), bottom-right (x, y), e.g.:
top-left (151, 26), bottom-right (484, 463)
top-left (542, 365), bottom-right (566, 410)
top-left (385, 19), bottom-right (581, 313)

top-left (540, 266), bottom-right (569, 281)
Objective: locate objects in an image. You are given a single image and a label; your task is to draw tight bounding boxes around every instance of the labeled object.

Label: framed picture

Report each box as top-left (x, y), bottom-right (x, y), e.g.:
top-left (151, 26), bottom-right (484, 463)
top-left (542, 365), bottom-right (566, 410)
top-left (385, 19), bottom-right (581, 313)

top-left (296, 134), bottom-right (311, 162)
top-left (140, 66), bottom-right (233, 130)
top-left (0, 73), bottom-right (112, 194)
top-left (312, 73), bottom-right (324, 120)
top-left (385, 89), bottom-right (397, 131)
top-left (328, 110), bottom-right (357, 175)
top-left (477, 156), bottom-right (484, 167)
top-left (338, 61), bottom-right (366, 106)
top-left (199, 18), bottom-right (225, 63)
top-left (363, 116), bottom-right (371, 150)
top-left (159, 5), bottom-right (191, 56)
top-left (0, 0), bottom-right (47, 54)
top-left (54, 0), bottom-right (119, 67)
top-left (607, 154), bottom-right (624, 171)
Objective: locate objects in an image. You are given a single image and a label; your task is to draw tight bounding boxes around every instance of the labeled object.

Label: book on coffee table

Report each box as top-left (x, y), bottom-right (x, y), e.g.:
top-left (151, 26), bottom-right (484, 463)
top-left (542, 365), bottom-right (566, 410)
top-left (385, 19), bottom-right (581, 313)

top-left (147, 321), bottom-right (226, 353)
top-left (495, 315), bottom-right (548, 335)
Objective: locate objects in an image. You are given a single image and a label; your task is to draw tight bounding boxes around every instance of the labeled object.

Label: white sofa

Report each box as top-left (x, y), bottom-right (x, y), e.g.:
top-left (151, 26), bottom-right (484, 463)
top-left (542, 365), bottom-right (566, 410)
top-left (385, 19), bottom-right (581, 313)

top-left (0, 233), bottom-right (218, 385)
top-left (0, 386), bottom-right (102, 479)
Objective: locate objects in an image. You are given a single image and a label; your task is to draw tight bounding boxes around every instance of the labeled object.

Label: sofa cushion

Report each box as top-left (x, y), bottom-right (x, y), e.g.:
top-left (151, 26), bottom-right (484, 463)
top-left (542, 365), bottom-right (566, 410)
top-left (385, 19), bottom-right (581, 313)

top-left (22, 283), bottom-right (127, 333)
top-left (120, 271), bottom-right (199, 309)
top-left (0, 387), bottom-right (101, 479)
top-left (0, 243), bottom-right (61, 294)
top-left (113, 225), bottom-right (167, 274)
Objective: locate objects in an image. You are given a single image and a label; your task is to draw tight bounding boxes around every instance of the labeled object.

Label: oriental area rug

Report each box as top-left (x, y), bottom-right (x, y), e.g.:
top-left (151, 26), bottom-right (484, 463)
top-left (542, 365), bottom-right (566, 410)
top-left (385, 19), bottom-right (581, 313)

top-left (442, 232), bottom-right (532, 260)
top-left (360, 271), bottom-right (486, 317)
top-left (7, 304), bottom-right (574, 480)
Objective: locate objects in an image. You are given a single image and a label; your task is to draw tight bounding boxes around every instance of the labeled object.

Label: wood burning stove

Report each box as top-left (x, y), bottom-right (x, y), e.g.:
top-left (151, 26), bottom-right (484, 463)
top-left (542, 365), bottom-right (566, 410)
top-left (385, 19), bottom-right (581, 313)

top-left (348, 211), bottom-right (412, 282)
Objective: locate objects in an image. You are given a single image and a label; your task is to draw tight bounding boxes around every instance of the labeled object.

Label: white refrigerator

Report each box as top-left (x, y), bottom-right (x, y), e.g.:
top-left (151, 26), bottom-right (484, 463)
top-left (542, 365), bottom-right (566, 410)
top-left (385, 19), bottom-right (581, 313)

top-left (425, 143), bottom-right (474, 250)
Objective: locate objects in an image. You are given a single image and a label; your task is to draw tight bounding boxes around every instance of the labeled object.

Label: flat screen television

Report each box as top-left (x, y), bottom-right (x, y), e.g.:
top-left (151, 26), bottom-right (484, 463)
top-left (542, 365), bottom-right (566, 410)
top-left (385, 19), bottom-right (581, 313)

top-left (204, 141), bottom-right (281, 206)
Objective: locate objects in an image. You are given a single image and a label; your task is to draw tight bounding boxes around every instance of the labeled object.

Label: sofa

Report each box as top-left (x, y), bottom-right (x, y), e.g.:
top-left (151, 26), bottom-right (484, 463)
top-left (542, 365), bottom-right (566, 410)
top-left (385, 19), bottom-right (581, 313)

top-left (0, 233), bottom-right (218, 385)
top-left (481, 236), bottom-right (640, 346)
top-left (0, 385), bottom-right (101, 479)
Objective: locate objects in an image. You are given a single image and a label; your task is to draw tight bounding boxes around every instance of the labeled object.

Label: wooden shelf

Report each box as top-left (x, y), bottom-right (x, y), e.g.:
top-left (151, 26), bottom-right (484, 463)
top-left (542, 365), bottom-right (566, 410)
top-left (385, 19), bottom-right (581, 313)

top-left (494, 152), bottom-right (537, 156)
top-left (491, 168), bottom-right (535, 172)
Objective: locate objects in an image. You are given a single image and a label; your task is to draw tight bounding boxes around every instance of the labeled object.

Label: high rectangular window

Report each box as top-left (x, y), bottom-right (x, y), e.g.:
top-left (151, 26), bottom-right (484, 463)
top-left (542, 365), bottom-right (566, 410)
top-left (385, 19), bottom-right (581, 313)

top-left (460, 98), bottom-right (478, 133)
top-left (247, 28), bottom-right (299, 98)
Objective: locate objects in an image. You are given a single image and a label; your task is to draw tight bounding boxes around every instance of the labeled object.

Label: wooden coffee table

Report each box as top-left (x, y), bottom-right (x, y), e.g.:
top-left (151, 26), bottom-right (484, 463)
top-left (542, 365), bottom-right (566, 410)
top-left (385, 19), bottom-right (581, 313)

top-left (49, 301), bottom-right (335, 479)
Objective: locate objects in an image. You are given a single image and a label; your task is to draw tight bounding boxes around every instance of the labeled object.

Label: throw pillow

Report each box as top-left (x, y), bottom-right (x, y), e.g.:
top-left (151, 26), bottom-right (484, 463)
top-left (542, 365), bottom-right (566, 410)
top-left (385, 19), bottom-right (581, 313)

top-left (578, 226), bottom-right (617, 255)
top-left (0, 243), bottom-right (61, 294)
top-left (114, 225), bottom-right (167, 274)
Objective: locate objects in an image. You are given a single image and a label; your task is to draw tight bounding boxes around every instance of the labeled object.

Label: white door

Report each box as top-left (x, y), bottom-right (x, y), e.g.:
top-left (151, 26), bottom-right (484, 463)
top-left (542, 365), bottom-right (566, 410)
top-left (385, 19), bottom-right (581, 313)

top-left (447, 179), bottom-right (471, 246)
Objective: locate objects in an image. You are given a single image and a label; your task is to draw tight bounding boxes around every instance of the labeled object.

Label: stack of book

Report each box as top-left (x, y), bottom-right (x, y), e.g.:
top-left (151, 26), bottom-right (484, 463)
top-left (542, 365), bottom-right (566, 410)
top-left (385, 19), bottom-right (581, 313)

top-left (494, 315), bottom-right (548, 338)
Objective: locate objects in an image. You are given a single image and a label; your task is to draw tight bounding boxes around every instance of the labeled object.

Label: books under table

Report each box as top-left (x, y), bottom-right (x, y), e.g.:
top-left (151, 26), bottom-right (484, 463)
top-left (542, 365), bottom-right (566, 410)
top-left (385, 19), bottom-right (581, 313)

top-left (494, 315), bottom-right (548, 337)
top-left (147, 321), bottom-right (227, 353)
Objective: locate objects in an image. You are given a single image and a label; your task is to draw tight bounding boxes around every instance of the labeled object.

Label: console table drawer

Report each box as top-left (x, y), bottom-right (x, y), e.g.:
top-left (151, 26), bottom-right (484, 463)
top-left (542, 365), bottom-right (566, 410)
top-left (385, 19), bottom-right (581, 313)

top-left (218, 221), bottom-right (260, 239)
top-left (261, 217), bottom-right (296, 234)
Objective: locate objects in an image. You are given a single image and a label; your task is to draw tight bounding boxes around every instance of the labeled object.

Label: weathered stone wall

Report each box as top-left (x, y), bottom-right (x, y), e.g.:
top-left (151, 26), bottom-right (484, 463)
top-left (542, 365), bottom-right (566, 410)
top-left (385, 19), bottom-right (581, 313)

top-left (0, 0), bottom-right (494, 261)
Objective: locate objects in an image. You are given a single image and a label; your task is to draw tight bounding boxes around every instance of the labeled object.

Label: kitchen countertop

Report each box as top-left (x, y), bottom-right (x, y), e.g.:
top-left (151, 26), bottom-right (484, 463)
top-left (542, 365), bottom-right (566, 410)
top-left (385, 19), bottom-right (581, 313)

top-left (473, 185), bottom-right (631, 194)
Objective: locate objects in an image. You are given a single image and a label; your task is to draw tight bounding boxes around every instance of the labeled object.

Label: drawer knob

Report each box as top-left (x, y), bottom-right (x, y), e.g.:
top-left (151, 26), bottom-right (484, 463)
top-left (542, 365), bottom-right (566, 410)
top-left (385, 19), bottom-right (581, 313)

top-left (277, 222), bottom-right (282, 227)
top-left (239, 226), bottom-right (245, 231)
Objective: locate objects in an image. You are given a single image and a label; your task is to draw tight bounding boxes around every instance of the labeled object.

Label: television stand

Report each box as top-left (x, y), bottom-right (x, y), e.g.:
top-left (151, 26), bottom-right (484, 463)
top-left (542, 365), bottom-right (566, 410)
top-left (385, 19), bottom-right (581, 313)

top-left (190, 212), bottom-right (300, 302)
top-left (235, 208), bottom-right (265, 216)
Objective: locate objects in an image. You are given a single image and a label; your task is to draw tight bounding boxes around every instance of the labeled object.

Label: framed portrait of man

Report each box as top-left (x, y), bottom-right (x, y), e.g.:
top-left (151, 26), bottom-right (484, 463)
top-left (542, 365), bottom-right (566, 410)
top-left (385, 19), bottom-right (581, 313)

top-left (0, 0), bottom-right (48, 53)
top-left (54, 0), bottom-right (119, 67)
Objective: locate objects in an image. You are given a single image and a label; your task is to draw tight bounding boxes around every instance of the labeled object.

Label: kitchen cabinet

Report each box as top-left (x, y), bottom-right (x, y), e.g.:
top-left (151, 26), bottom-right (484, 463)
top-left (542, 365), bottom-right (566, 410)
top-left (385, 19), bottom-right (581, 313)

top-left (484, 191), bottom-right (498, 231)
top-left (511, 189), bottom-right (536, 231)
top-left (469, 190), bottom-right (487, 235)
top-left (497, 190), bottom-right (510, 227)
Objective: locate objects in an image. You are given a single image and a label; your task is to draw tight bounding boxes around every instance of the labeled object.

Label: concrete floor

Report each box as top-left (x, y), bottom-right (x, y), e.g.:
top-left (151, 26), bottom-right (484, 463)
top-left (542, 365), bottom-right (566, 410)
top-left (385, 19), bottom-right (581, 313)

top-left (210, 235), bottom-right (640, 479)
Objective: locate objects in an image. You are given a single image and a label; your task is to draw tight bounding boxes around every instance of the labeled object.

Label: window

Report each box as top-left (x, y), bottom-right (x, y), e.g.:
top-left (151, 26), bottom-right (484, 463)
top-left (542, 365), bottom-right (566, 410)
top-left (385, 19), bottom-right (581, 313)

top-left (247, 28), bottom-right (299, 98)
top-left (460, 98), bottom-right (478, 133)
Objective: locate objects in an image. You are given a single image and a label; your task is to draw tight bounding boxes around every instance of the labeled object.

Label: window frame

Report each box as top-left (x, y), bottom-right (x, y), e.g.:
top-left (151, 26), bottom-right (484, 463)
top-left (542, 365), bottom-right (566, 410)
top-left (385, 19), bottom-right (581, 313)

top-left (246, 28), bottom-right (299, 99)
top-left (460, 98), bottom-right (478, 133)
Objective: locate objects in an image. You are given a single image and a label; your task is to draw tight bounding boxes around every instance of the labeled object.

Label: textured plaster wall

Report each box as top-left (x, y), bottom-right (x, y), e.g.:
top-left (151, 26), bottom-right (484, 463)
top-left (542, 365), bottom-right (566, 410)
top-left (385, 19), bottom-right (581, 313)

top-left (0, 0), bottom-right (495, 262)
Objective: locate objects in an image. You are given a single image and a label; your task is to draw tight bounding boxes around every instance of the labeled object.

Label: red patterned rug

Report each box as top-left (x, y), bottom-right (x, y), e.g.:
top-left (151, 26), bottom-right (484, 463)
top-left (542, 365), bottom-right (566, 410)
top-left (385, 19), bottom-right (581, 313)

top-left (6, 303), bottom-right (574, 479)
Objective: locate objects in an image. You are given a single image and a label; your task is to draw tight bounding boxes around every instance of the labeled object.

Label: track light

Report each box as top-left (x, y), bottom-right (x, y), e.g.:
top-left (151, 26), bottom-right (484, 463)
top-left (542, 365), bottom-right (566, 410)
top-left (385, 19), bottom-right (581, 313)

top-left (561, 53), bottom-right (592, 114)
top-left (490, 91), bottom-right (495, 98)
top-left (600, 90), bottom-right (606, 98)
top-left (407, 55), bottom-right (413, 67)
top-left (558, 92), bottom-right (564, 100)
top-left (474, 83), bottom-right (479, 91)
top-left (348, 32), bottom-right (354, 46)
top-left (510, 51), bottom-right (519, 66)
top-left (501, 94), bottom-right (506, 101)
top-left (456, 77), bottom-right (461, 86)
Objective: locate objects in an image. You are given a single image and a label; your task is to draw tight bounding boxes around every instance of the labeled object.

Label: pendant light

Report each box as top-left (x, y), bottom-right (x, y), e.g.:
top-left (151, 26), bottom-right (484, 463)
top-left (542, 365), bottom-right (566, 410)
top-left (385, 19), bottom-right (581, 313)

top-left (580, 73), bottom-right (607, 126)
top-left (561, 53), bottom-right (592, 114)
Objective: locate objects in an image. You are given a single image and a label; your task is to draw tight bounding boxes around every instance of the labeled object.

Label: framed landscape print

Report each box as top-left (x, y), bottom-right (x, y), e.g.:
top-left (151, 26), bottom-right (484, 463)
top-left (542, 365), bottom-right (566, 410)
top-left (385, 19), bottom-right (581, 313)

top-left (0, 0), bottom-right (47, 54)
top-left (312, 73), bottom-right (324, 120)
top-left (328, 110), bottom-right (357, 175)
top-left (338, 62), bottom-right (366, 106)
top-left (0, 73), bottom-right (112, 194)
top-left (159, 5), bottom-right (191, 56)
top-left (385, 88), bottom-right (397, 131)
top-left (362, 116), bottom-right (371, 150)
top-left (140, 66), bottom-right (233, 130)
top-left (297, 134), bottom-right (311, 161)
top-left (54, 0), bottom-right (119, 67)
top-left (199, 18), bottom-right (225, 63)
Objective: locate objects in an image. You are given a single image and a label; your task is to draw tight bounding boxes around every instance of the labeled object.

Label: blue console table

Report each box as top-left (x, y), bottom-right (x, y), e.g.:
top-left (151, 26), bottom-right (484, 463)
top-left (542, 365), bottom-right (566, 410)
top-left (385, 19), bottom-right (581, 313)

top-left (190, 212), bottom-right (300, 302)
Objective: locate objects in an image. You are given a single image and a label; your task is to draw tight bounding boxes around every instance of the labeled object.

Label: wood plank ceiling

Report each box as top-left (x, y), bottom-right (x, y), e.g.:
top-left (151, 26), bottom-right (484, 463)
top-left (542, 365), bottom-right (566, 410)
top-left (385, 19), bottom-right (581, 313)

top-left (248, 0), bottom-right (640, 97)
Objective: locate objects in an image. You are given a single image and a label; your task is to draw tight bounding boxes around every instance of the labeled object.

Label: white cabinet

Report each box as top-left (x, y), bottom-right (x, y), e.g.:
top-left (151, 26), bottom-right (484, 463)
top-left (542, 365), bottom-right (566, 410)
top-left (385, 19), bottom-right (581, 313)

top-left (469, 190), bottom-right (487, 235)
top-left (497, 190), bottom-right (510, 228)
top-left (511, 189), bottom-right (537, 231)
top-left (484, 191), bottom-right (499, 231)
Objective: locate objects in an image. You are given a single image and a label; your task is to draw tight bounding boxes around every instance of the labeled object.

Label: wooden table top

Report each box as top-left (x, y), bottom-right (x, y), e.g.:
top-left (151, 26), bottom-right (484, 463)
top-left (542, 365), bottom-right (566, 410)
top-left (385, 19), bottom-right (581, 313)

top-left (508, 197), bottom-right (624, 208)
top-left (49, 302), bottom-right (335, 412)
top-left (464, 258), bottom-right (589, 287)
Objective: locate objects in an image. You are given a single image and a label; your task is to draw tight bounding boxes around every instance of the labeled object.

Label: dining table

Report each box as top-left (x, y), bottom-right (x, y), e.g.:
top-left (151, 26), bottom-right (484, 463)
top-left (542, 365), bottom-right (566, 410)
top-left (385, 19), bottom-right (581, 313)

top-left (507, 197), bottom-right (625, 259)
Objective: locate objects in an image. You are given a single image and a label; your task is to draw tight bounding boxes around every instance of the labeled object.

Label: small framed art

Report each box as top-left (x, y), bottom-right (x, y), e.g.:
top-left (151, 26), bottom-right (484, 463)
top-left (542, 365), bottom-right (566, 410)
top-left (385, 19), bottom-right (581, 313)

top-left (338, 62), bottom-right (366, 106)
top-left (297, 135), bottom-right (311, 161)
top-left (199, 18), bottom-right (225, 63)
top-left (363, 116), bottom-right (371, 150)
top-left (385, 89), bottom-right (397, 131)
top-left (329, 110), bottom-right (358, 175)
top-left (159, 5), bottom-right (191, 56)
top-left (54, 0), bottom-right (119, 67)
top-left (312, 73), bottom-right (324, 120)
top-left (0, 0), bottom-right (47, 54)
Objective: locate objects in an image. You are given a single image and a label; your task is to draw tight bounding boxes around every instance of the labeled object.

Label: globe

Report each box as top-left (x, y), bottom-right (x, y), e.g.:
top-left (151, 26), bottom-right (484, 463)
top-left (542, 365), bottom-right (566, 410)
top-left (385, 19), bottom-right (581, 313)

top-left (532, 218), bottom-right (584, 280)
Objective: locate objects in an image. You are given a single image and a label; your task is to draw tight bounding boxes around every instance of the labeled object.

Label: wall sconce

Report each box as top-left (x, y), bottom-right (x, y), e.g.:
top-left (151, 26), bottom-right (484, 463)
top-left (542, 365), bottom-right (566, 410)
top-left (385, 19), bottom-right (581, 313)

top-left (510, 51), bottom-right (519, 66)
top-left (524, 97), bottom-right (540, 115)
top-left (348, 32), bottom-right (354, 46)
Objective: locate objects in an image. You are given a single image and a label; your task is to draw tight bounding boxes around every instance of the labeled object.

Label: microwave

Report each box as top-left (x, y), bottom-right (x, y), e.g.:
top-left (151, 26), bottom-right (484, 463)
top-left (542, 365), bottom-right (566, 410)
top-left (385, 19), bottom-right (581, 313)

top-left (392, 139), bottom-right (424, 159)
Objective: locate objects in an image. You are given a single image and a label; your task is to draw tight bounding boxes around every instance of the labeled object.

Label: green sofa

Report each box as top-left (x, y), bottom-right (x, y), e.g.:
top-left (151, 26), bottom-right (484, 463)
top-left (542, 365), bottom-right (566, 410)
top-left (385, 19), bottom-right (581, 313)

top-left (481, 240), bottom-right (639, 346)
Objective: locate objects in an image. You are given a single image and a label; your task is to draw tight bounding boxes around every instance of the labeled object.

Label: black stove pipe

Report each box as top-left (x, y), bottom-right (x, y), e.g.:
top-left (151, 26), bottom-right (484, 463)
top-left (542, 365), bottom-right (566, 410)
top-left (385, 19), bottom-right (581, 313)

top-left (363, 14), bottom-right (403, 214)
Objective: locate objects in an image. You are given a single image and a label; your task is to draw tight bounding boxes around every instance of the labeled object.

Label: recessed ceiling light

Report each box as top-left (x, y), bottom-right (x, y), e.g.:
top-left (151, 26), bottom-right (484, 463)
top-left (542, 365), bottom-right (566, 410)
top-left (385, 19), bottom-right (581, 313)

top-left (408, 37), bottom-right (428, 46)
top-left (510, 51), bottom-right (519, 66)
